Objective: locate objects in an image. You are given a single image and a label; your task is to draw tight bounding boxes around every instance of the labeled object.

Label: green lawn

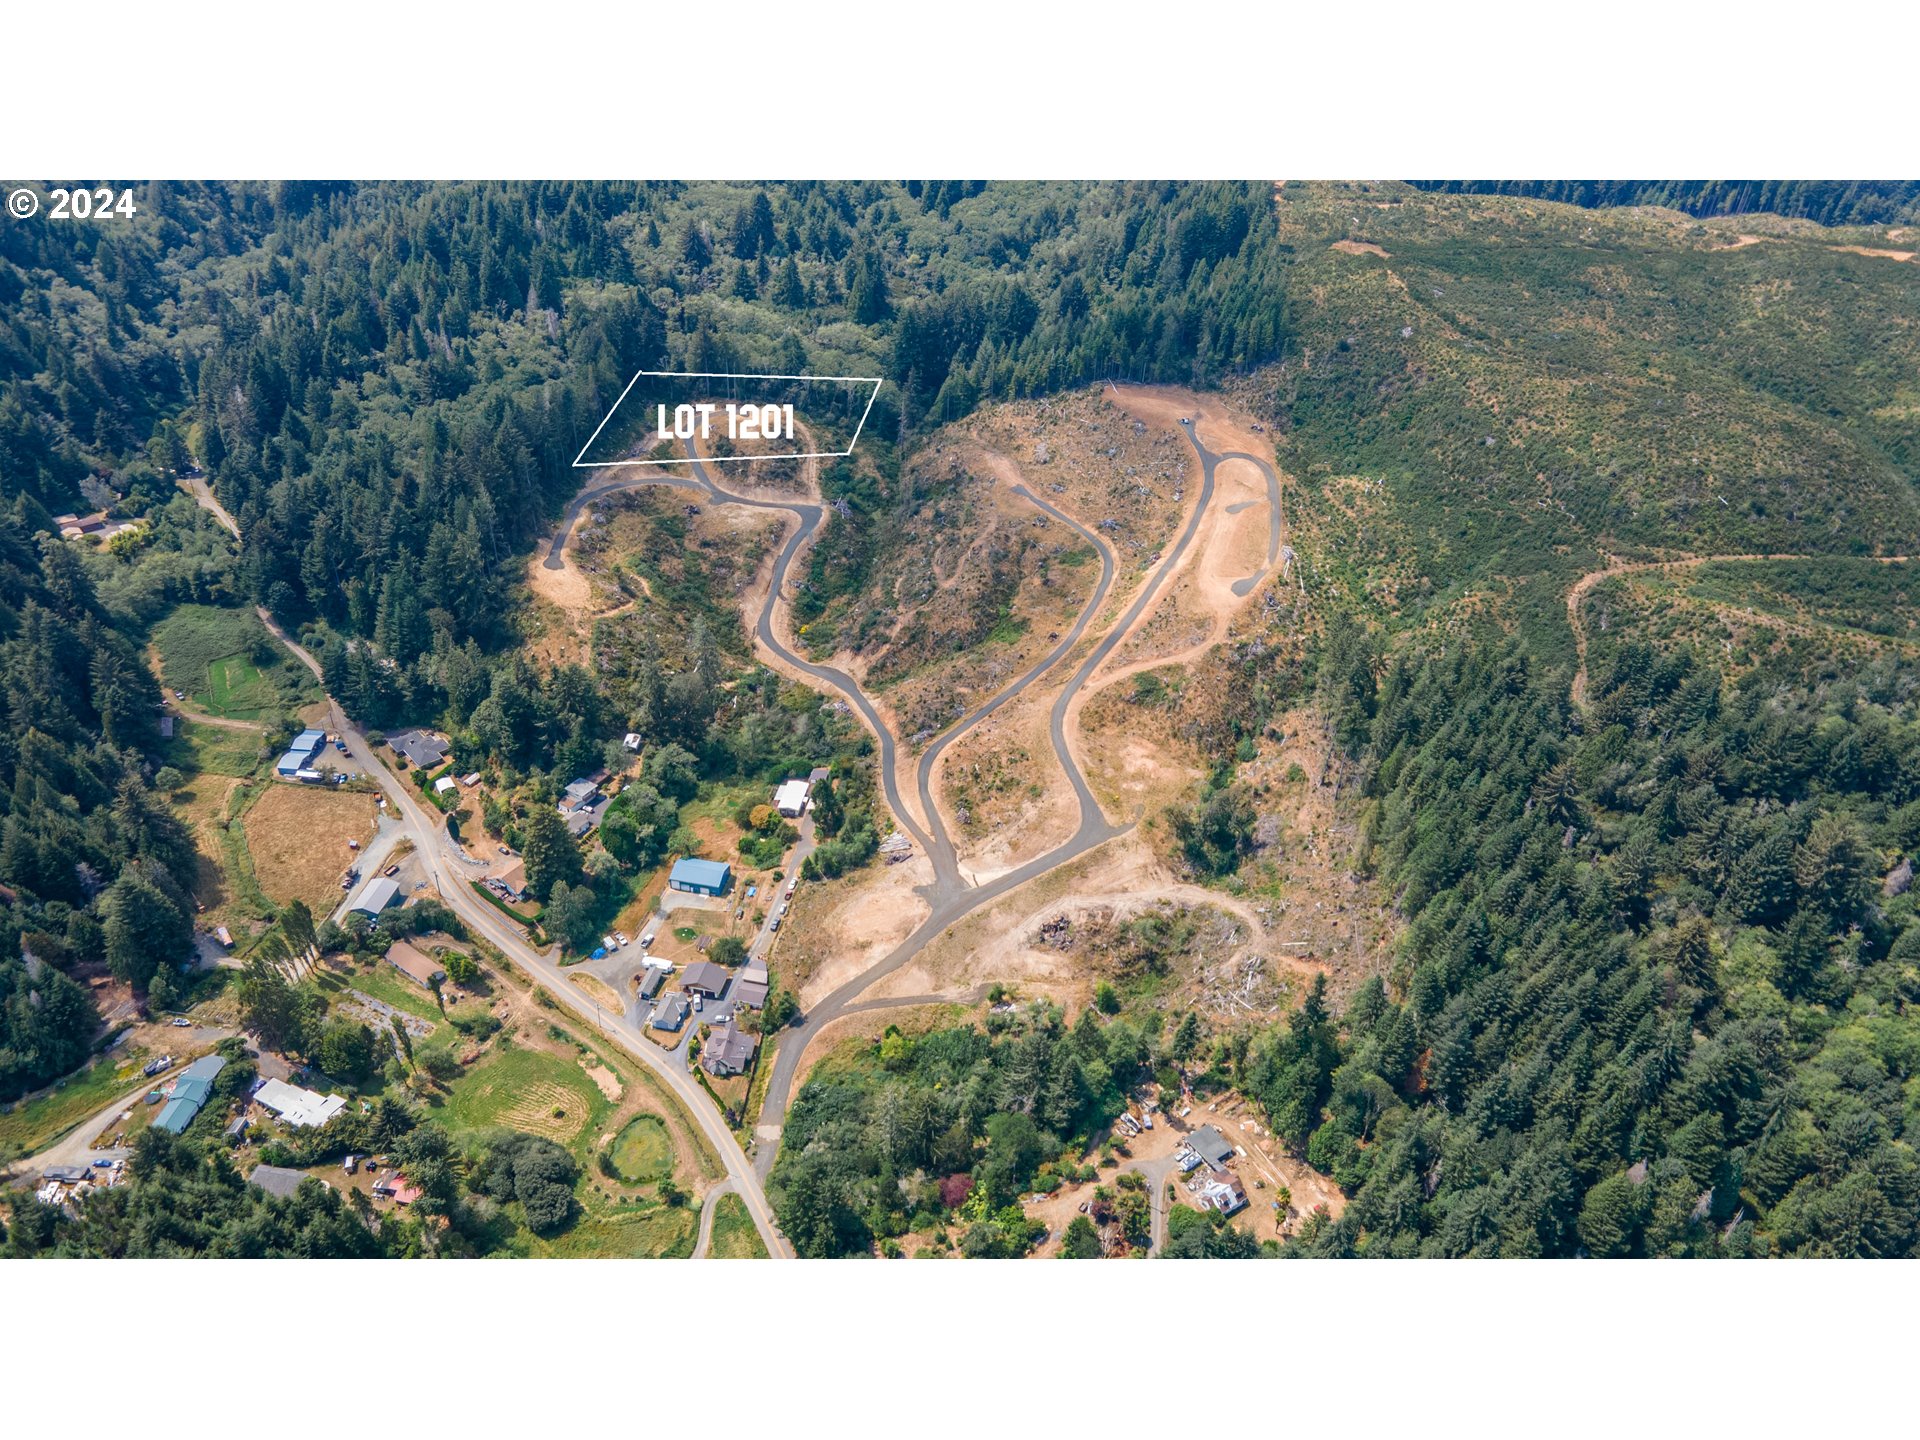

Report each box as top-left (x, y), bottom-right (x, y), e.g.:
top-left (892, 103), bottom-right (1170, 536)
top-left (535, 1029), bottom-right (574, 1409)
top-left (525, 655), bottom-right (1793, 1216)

top-left (610, 1113), bottom-right (674, 1183)
top-left (708, 1192), bottom-right (769, 1257)
top-left (346, 962), bottom-right (450, 1026)
top-left (433, 1043), bottom-right (608, 1161)
top-left (152, 603), bottom-right (317, 720)
top-left (208, 652), bottom-right (267, 713)
top-left (0, 1045), bottom-right (152, 1162)
top-left (429, 1039), bottom-right (703, 1256)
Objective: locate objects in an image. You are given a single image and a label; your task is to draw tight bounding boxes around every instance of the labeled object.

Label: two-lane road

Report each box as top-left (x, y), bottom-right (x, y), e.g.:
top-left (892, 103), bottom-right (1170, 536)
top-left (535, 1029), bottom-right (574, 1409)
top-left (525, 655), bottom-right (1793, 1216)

top-left (177, 476), bottom-right (791, 1258)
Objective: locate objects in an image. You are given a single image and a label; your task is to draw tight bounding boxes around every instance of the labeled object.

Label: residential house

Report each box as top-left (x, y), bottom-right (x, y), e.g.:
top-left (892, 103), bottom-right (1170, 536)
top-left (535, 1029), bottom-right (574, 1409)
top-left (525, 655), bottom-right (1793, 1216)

top-left (1179, 1124), bottom-right (1236, 1175)
top-left (680, 960), bottom-right (729, 999)
top-left (650, 993), bottom-right (691, 1032)
top-left (735, 960), bottom-right (770, 1010)
top-left (773, 778), bottom-right (810, 817)
top-left (254, 1078), bottom-right (347, 1129)
top-left (1194, 1174), bottom-right (1249, 1216)
top-left (387, 730), bottom-right (450, 769)
top-left (384, 939), bottom-right (446, 990)
top-left (373, 1173), bottom-right (423, 1205)
top-left (701, 1017), bottom-right (758, 1078)
top-left (493, 858), bottom-right (527, 902)
top-left (152, 1054), bottom-right (226, 1135)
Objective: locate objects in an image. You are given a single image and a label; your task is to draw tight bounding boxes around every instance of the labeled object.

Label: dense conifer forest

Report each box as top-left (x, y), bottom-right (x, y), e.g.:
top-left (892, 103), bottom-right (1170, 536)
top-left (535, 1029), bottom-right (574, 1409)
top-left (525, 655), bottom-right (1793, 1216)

top-left (6, 180), bottom-right (1919, 1256)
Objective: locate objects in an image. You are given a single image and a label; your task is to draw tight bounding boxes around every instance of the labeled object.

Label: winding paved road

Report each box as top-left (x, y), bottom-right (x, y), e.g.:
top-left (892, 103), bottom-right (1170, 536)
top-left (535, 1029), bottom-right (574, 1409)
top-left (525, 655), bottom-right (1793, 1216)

top-left (545, 424), bottom-right (1255, 1184)
top-left (180, 402), bottom-right (1273, 1250)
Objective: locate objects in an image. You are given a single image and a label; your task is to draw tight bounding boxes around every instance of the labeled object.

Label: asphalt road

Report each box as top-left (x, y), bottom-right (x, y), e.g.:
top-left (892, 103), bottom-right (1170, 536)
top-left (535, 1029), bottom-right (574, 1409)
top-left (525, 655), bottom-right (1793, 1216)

top-left (179, 409), bottom-right (1251, 1249)
top-left (181, 477), bottom-right (794, 1258)
top-left (747, 422), bottom-right (1228, 1170)
top-left (531, 422), bottom-right (1239, 1187)
top-left (328, 710), bottom-right (794, 1255)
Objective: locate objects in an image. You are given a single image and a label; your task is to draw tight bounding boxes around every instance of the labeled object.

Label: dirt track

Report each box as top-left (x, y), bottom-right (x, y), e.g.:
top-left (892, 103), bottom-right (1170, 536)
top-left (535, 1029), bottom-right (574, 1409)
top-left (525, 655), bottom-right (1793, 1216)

top-left (1566, 551), bottom-right (1915, 709)
top-left (533, 384), bottom-right (1293, 1186)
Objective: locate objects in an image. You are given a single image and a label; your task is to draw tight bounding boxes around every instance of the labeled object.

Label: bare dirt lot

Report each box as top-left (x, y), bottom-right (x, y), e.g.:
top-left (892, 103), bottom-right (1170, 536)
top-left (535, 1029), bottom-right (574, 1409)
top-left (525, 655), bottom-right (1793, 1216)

top-left (782, 852), bottom-right (934, 1008)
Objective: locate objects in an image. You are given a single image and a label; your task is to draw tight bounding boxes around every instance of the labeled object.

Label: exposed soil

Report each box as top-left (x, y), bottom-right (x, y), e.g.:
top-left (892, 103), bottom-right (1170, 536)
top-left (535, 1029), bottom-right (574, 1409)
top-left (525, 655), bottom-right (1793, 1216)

top-left (582, 1061), bottom-right (623, 1102)
top-left (782, 854), bottom-right (934, 1008)
top-left (1833, 244), bottom-right (1916, 262)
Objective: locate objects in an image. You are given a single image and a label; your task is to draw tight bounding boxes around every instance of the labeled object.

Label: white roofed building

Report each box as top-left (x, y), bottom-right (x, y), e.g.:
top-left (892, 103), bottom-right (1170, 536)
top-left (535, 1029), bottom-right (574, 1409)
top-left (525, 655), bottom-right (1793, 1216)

top-left (254, 1078), bottom-right (347, 1128)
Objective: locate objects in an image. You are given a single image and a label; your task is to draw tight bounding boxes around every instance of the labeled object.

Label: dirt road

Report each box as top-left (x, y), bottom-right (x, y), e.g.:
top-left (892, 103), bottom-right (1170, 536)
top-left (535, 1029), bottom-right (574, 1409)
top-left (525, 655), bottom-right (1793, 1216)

top-left (1566, 551), bottom-right (1913, 709)
top-left (185, 383), bottom-right (1284, 1253)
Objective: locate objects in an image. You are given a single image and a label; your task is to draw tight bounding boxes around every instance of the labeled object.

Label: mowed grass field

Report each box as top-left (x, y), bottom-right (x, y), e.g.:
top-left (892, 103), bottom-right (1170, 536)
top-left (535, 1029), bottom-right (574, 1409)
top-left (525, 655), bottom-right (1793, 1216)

top-left (207, 653), bottom-right (266, 713)
top-left (437, 1044), bottom-right (608, 1152)
top-left (708, 1193), bottom-right (769, 1257)
top-left (151, 603), bottom-right (317, 720)
top-left (434, 1038), bottom-right (699, 1257)
top-left (243, 784), bottom-right (378, 916)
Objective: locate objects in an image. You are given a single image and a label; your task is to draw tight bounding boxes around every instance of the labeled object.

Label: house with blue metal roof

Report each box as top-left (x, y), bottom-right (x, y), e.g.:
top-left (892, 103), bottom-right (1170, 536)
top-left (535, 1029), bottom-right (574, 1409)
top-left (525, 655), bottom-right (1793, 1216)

top-left (179, 1054), bottom-right (227, 1083)
top-left (668, 857), bottom-right (732, 896)
top-left (152, 1053), bottom-right (226, 1134)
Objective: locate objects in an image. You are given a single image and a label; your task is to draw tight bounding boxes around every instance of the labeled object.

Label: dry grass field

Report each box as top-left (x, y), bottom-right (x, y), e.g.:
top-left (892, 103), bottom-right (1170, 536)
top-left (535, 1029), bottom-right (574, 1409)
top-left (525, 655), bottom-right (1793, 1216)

top-left (244, 784), bottom-right (379, 915)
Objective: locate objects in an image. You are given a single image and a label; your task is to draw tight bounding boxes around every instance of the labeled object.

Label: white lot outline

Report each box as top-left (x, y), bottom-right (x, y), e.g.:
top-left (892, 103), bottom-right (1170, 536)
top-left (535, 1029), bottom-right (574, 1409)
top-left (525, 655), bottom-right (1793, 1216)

top-left (572, 369), bottom-right (885, 467)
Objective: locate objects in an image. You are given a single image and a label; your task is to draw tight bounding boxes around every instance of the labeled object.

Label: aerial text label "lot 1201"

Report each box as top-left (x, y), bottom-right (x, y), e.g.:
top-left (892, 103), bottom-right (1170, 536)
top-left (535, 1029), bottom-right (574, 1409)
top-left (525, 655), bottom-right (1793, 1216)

top-left (656, 403), bottom-right (796, 442)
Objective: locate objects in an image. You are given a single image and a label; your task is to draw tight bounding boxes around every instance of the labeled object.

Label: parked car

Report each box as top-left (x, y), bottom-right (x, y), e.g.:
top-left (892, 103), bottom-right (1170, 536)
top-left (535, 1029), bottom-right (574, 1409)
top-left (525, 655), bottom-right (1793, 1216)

top-left (93, 1158), bottom-right (114, 1169)
top-left (383, 864), bottom-right (400, 878)
top-left (497, 845), bottom-right (513, 856)
top-left (169, 1017), bottom-right (191, 1028)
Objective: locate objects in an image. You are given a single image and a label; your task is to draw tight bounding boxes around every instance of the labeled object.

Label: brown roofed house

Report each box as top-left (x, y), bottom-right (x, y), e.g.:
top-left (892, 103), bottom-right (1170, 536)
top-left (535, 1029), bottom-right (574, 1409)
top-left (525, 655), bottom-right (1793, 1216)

top-left (680, 960), bottom-right (729, 998)
top-left (385, 939), bottom-right (446, 990)
top-left (496, 857), bottom-right (527, 900)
